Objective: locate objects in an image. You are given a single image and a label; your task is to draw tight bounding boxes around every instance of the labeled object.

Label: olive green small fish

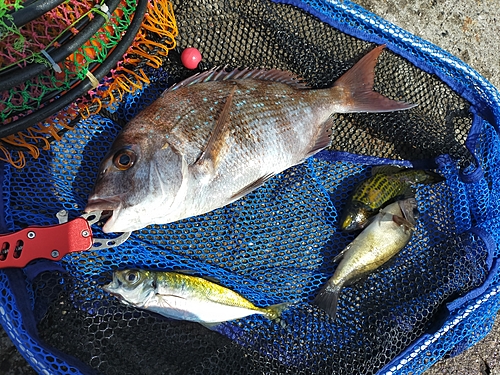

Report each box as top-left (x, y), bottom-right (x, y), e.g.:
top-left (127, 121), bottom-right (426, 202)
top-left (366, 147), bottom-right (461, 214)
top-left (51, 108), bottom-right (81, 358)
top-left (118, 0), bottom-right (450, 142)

top-left (340, 167), bottom-right (442, 231)
top-left (315, 198), bottom-right (418, 319)
top-left (103, 269), bottom-right (288, 326)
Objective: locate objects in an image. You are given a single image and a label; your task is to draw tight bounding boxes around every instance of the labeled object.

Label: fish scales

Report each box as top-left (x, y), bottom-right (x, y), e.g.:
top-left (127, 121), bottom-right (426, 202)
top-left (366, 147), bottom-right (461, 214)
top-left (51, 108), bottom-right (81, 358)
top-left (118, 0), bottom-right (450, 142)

top-left (152, 272), bottom-right (268, 322)
top-left (353, 174), bottom-right (407, 210)
top-left (315, 198), bottom-right (418, 319)
top-left (172, 81), bottom-right (328, 195)
top-left (207, 82), bottom-right (324, 157)
top-left (86, 45), bottom-right (416, 233)
top-left (340, 168), bottom-right (443, 231)
top-left (156, 271), bottom-right (259, 310)
top-left (103, 270), bottom-right (288, 325)
top-left (129, 80), bottom-right (328, 174)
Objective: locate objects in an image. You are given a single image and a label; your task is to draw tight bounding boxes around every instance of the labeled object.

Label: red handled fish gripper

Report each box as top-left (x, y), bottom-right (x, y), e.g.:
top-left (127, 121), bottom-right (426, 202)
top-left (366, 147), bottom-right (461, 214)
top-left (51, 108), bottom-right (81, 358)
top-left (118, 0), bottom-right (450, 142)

top-left (0, 210), bottom-right (131, 268)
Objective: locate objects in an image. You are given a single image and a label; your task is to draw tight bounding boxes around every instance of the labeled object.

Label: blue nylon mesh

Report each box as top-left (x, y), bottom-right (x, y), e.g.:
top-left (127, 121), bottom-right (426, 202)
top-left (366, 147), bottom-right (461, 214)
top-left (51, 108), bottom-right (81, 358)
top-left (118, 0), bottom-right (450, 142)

top-left (0, 0), bottom-right (500, 374)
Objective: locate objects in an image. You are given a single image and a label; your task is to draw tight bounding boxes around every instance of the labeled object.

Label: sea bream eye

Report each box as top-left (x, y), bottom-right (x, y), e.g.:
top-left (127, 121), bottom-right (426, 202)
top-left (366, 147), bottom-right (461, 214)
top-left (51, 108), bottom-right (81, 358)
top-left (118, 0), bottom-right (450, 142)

top-left (113, 148), bottom-right (136, 170)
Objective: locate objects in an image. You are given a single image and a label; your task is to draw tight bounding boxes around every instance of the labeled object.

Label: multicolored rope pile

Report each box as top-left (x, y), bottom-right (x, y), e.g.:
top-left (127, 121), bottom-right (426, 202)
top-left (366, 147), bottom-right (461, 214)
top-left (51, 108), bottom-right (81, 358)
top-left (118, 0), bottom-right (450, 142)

top-left (0, 0), bottom-right (178, 168)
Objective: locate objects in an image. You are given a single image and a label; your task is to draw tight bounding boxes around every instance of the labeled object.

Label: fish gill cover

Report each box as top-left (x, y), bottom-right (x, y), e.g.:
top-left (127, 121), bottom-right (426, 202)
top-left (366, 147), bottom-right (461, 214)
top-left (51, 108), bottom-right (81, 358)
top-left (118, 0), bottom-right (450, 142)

top-left (0, 0), bottom-right (500, 374)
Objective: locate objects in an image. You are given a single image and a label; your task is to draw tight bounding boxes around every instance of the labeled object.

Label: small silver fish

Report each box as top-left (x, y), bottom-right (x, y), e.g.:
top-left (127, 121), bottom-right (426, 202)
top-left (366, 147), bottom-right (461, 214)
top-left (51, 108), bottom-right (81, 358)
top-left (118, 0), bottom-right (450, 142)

top-left (103, 269), bottom-right (288, 326)
top-left (314, 198), bottom-right (418, 319)
top-left (86, 45), bottom-right (415, 233)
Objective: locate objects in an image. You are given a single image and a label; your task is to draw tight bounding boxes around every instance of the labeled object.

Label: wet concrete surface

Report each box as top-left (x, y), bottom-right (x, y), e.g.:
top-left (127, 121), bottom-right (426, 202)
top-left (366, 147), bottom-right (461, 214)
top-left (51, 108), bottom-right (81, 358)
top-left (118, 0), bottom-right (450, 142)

top-left (0, 328), bottom-right (36, 375)
top-left (1, 0), bottom-right (499, 374)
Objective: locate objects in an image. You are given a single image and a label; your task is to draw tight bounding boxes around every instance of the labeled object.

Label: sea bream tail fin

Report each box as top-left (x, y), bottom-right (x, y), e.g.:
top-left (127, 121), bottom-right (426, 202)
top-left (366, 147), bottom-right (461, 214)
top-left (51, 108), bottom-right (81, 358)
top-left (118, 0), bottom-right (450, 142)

top-left (333, 45), bottom-right (417, 113)
top-left (313, 281), bottom-right (343, 320)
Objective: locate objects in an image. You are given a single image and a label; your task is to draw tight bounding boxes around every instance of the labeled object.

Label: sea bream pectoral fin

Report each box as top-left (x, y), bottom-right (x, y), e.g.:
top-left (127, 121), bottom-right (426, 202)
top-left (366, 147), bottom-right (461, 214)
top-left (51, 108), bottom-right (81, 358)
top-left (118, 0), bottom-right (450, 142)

top-left (333, 45), bottom-right (417, 113)
top-left (193, 85), bottom-right (237, 175)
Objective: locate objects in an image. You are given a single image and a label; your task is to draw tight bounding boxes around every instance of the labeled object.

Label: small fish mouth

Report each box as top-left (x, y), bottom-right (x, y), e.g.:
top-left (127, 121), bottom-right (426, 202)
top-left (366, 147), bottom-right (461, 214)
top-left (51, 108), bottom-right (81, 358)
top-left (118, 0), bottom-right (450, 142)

top-left (102, 286), bottom-right (126, 302)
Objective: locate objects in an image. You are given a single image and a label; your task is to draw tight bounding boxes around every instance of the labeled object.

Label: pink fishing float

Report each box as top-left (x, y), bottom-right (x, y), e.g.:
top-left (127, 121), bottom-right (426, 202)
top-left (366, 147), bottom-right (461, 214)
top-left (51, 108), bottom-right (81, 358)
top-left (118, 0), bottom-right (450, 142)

top-left (181, 47), bottom-right (202, 69)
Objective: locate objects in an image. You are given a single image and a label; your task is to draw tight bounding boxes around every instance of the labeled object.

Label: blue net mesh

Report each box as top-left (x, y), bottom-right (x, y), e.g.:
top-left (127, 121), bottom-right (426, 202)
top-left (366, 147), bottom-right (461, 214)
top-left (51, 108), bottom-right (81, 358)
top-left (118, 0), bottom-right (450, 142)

top-left (1, 0), bottom-right (500, 374)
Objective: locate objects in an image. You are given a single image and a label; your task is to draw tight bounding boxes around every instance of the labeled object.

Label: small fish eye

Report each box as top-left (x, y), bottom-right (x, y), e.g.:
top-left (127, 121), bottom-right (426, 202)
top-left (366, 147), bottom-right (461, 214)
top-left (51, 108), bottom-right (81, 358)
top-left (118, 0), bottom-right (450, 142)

top-left (125, 271), bottom-right (140, 284)
top-left (113, 148), bottom-right (137, 171)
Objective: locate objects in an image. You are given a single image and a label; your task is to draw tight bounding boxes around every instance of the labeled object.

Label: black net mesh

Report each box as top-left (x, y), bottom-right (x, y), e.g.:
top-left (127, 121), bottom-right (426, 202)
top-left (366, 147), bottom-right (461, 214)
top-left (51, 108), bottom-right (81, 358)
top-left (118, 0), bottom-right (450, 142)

top-left (33, 230), bottom-right (488, 375)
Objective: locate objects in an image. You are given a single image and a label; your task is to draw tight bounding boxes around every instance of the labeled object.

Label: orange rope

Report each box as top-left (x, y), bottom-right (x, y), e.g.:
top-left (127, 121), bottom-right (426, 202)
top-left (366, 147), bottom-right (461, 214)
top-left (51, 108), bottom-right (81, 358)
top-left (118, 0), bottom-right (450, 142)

top-left (2, 0), bottom-right (178, 168)
top-left (81, 0), bottom-right (178, 115)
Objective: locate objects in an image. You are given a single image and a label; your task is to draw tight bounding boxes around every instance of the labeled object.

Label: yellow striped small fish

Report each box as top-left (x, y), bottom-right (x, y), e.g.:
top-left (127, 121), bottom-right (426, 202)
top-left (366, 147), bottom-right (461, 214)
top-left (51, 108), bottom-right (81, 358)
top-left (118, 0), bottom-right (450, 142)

top-left (340, 167), bottom-right (443, 231)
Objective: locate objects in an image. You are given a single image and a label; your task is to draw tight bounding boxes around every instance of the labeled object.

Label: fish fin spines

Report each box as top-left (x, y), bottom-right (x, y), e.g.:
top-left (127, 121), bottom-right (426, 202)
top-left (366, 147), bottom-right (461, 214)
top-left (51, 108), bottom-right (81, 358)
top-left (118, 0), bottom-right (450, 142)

top-left (333, 45), bottom-right (417, 113)
top-left (166, 67), bottom-right (310, 92)
top-left (314, 283), bottom-right (342, 319)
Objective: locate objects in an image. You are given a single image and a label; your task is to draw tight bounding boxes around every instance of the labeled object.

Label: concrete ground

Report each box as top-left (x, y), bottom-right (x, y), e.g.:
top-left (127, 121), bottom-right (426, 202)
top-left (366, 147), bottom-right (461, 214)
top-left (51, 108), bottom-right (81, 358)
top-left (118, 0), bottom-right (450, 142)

top-left (0, 0), bottom-right (499, 374)
top-left (357, 0), bottom-right (500, 89)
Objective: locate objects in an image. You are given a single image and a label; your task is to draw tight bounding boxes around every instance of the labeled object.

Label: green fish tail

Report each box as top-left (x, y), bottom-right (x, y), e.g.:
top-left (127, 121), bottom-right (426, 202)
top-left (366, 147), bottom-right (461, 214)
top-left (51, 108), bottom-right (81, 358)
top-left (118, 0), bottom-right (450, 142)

top-left (396, 169), bottom-right (444, 185)
top-left (264, 302), bottom-right (291, 321)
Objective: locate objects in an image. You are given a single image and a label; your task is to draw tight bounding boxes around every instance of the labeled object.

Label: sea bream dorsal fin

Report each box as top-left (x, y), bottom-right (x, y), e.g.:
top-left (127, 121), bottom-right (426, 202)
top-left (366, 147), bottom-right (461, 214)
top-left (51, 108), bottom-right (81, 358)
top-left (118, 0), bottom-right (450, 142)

top-left (166, 67), bottom-right (310, 93)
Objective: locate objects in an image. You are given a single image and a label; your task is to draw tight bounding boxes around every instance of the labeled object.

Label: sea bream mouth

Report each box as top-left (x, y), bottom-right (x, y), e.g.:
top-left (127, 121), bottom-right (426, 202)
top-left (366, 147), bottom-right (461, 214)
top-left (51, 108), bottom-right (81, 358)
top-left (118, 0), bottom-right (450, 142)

top-left (84, 197), bottom-right (123, 233)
